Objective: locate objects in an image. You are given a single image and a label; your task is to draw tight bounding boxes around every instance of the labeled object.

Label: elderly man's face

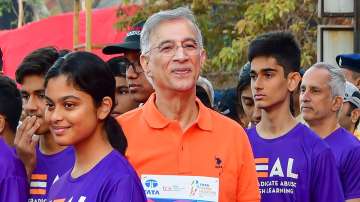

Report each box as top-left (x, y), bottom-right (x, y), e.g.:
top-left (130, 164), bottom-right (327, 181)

top-left (140, 18), bottom-right (206, 93)
top-left (300, 67), bottom-right (336, 123)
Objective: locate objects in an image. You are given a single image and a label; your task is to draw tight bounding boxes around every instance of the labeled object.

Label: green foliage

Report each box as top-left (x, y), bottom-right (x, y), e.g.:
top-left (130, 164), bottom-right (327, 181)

top-left (116, 0), bottom-right (319, 88)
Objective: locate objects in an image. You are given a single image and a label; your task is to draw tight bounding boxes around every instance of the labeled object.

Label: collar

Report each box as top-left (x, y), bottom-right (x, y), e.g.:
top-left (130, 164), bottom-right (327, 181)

top-left (143, 93), bottom-right (212, 131)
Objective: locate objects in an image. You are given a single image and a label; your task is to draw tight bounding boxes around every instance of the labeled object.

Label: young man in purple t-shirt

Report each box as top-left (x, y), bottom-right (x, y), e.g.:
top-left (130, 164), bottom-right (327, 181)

top-left (247, 31), bottom-right (344, 202)
top-left (14, 47), bottom-right (75, 201)
top-left (301, 63), bottom-right (360, 201)
top-left (0, 75), bottom-right (28, 201)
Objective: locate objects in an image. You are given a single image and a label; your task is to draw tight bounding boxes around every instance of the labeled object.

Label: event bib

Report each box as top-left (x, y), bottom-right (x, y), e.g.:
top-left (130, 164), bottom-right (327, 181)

top-left (141, 174), bottom-right (219, 202)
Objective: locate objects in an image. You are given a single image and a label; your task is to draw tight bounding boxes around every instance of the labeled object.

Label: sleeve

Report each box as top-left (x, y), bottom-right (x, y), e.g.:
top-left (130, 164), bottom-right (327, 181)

top-left (103, 174), bottom-right (147, 202)
top-left (0, 176), bottom-right (29, 202)
top-left (310, 147), bottom-right (345, 202)
top-left (237, 127), bottom-right (261, 202)
top-left (341, 146), bottom-right (360, 200)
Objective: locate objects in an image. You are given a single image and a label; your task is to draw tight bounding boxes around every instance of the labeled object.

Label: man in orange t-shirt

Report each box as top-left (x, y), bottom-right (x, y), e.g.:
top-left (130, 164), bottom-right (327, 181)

top-left (117, 7), bottom-right (260, 202)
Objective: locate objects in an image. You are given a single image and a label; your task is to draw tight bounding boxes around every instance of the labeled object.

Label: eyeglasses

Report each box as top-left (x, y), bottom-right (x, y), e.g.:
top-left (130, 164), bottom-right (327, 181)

top-left (146, 39), bottom-right (200, 57)
top-left (122, 58), bottom-right (144, 75)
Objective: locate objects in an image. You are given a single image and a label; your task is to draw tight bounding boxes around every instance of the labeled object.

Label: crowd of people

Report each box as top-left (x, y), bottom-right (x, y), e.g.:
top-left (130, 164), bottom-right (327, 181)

top-left (0, 6), bottom-right (360, 202)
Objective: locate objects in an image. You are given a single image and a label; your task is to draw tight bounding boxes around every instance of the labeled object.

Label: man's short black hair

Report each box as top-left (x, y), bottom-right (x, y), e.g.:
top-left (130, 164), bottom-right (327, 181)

top-left (248, 31), bottom-right (301, 75)
top-left (107, 56), bottom-right (128, 78)
top-left (0, 76), bottom-right (22, 133)
top-left (15, 47), bottom-right (69, 84)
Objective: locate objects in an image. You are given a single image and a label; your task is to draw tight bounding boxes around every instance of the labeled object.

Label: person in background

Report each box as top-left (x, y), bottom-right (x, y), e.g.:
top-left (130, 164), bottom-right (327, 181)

top-left (14, 47), bottom-right (75, 201)
top-left (247, 31), bottom-right (344, 202)
top-left (339, 81), bottom-right (360, 139)
top-left (300, 62), bottom-right (360, 201)
top-left (0, 75), bottom-right (28, 201)
top-left (236, 62), bottom-right (261, 128)
top-left (217, 87), bottom-right (240, 123)
top-left (45, 51), bottom-right (146, 201)
top-left (118, 7), bottom-right (260, 201)
top-left (0, 76), bottom-right (22, 146)
top-left (196, 84), bottom-right (212, 108)
top-left (103, 21), bottom-right (154, 105)
top-left (107, 56), bottom-right (138, 116)
top-left (336, 54), bottom-right (360, 89)
top-left (197, 76), bottom-right (215, 108)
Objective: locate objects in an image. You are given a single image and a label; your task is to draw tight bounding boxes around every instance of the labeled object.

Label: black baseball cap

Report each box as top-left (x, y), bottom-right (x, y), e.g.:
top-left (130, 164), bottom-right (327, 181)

top-left (103, 21), bottom-right (144, 55)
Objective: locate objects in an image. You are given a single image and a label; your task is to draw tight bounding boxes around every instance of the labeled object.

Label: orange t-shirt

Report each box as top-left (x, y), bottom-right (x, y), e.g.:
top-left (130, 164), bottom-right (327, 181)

top-left (117, 94), bottom-right (260, 202)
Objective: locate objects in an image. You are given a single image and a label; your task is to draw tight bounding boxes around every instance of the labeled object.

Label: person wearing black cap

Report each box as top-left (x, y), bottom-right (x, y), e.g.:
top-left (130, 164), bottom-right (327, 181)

top-left (107, 56), bottom-right (138, 116)
top-left (336, 53), bottom-right (360, 89)
top-left (103, 21), bottom-right (154, 105)
top-left (339, 81), bottom-right (360, 138)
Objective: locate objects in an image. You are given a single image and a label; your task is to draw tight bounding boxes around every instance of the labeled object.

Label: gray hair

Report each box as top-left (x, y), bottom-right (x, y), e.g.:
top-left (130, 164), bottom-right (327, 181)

top-left (140, 7), bottom-right (204, 55)
top-left (311, 62), bottom-right (346, 97)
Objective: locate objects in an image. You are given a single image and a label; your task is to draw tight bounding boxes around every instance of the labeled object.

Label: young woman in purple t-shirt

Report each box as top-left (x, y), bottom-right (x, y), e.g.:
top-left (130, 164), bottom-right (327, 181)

top-left (44, 51), bottom-right (146, 201)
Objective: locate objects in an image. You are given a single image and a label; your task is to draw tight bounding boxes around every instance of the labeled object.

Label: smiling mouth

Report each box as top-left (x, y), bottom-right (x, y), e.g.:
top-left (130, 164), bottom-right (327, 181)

top-left (172, 68), bottom-right (192, 75)
top-left (51, 126), bottom-right (69, 135)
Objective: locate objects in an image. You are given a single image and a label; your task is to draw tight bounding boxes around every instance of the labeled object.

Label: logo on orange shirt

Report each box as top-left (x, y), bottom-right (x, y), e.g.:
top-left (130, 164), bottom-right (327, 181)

top-left (214, 156), bottom-right (223, 169)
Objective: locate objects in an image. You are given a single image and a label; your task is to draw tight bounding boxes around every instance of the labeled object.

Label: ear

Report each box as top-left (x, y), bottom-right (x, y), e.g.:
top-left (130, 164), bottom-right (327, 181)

top-left (199, 48), bottom-right (207, 68)
top-left (0, 115), bottom-right (5, 134)
top-left (140, 54), bottom-right (152, 78)
top-left (287, 72), bottom-right (301, 92)
top-left (97, 97), bottom-right (113, 120)
top-left (350, 108), bottom-right (360, 124)
top-left (331, 96), bottom-right (343, 112)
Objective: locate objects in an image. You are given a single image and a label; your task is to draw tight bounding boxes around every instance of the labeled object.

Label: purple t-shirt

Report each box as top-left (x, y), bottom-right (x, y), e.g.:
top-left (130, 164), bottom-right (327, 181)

top-left (0, 138), bottom-right (28, 202)
top-left (325, 127), bottom-right (360, 200)
top-left (47, 150), bottom-right (146, 202)
top-left (247, 123), bottom-right (344, 202)
top-left (28, 146), bottom-right (75, 202)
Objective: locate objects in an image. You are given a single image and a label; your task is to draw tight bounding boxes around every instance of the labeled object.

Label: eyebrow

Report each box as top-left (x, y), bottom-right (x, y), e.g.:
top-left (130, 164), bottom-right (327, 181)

top-left (45, 95), bottom-right (81, 103)
top-left (250, 67), bottom-right (277, 74)
top-left (20, 89), bottom-right (44, 94)
top-left (261, 68), bottom-right (277, 73)
top-left (157, 38), bottom-right (197, 46)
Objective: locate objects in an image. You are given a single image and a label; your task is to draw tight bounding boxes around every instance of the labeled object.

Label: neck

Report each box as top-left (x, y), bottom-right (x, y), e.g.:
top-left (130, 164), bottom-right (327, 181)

top-left (257, 99), bottom-right (298, 139)
top-left (306, 115), bottom-right (340, 138)
top-left (154, 89), bottom-right (198, 132)
top-left (72, 125), bottom-right (113, 178)
top-left (39, 131), bottom-right (67, 155)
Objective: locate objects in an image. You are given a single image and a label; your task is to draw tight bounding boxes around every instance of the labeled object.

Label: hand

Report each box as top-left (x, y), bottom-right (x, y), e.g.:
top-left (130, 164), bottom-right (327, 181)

top-left (14, 116), bottom-right (41, 180)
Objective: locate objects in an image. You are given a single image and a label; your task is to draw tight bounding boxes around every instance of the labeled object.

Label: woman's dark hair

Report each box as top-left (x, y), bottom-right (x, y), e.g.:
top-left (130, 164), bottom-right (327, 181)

top-left (236, 62), bottom-right (251, 117)
top-left (44, 51), bottom-right (127, 155)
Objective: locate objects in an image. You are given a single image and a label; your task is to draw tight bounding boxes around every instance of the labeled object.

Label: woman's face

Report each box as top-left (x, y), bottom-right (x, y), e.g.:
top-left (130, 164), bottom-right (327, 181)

top-left (240, 85), bottom-right (261, 127)
top-left (44, 75), bottom-right (100, 146)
